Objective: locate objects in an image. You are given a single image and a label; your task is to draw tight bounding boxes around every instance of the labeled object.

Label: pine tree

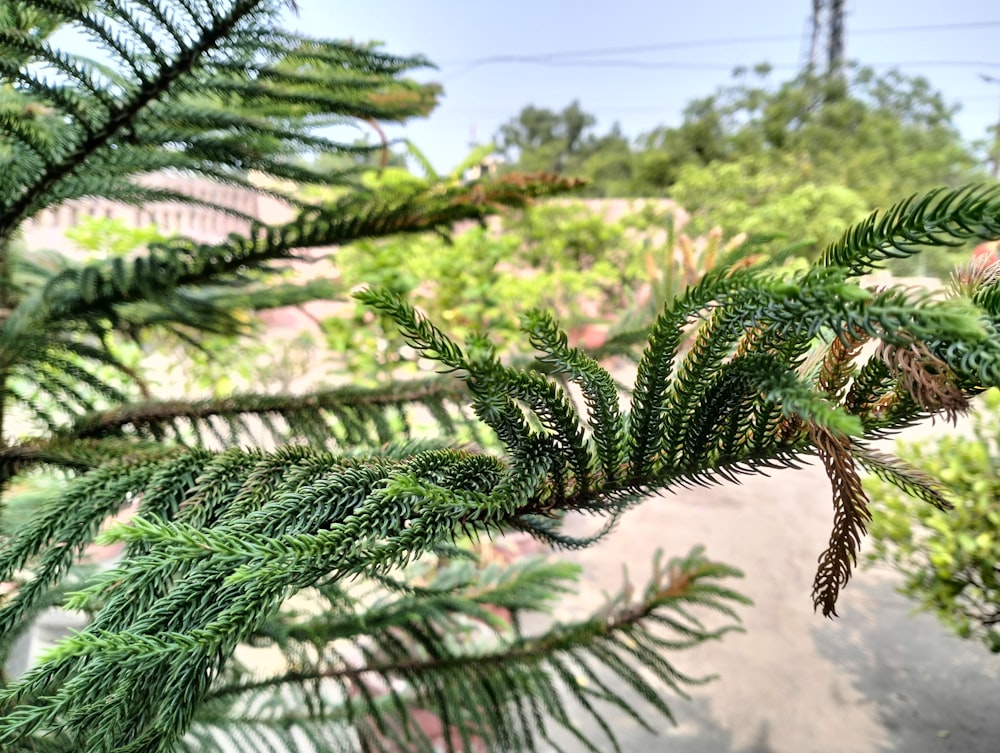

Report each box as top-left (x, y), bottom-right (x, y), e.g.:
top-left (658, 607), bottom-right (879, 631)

top-left (2, 3), bottom-right (1000, 752)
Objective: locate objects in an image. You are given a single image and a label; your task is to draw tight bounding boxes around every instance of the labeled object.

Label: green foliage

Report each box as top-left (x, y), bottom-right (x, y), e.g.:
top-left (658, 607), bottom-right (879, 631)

top-left (4, 184), bottom-right (1000, 751)
top-left (668, 153), bottom-right (870, 258)
top-left (497, 67), bottom-right (987, 275)
top-left (498, 66), bottom-right (982, 210)
top-left (634, 64), bottom-right (980, 203)
top-left (498, 102), bottom-right (595, 173)
top-left (64, 217), bottom-right (170, 260)
top-left (324, 199), bottom-right (740, 379)
top-left (0, 4), bottom-right (441, 236)
top-left (865, 387), bottom-right (1000, 652)
top-left (173, 547), bottom-right (746, 753)
top-left (161, 330), bottom-right (320, 398)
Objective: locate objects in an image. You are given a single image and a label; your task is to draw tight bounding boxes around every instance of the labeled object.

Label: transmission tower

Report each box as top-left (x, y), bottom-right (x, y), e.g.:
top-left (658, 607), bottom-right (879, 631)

top-left (806, 0), bottom-right (846, 79)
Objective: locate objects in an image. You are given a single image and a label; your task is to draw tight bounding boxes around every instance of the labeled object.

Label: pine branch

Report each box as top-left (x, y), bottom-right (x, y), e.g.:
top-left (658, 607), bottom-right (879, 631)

top-left (875, 339), bottom-right (969, 422)
top-left (809, 425), bottom-right (871, 617)
top-left (0, 175), bottom-right (575, 447)
top-left (523, 309), bottom-right (626, 484)
top-left (0, 437), bottom-right (176, 481)
top-left (0, 0), bottom-right (273, 237)
top-left (15, 176), bottom-right (576, 332)
top-left (817, 327), bottom-right (869, 400)
top-left (7, 239), bottom-right (1000, 747)
top-left (58, 548), bottom-right (746, 753)
top-left (0, 1), bottom-right (450, 240)
top-left (59, 377), bottom-right (472, 450)
top-left (820, 184), bottom-right (1000, 276)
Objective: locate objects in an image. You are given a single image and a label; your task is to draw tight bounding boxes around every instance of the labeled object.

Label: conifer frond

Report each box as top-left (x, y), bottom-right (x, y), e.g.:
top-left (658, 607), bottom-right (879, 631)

top-left (7, 244), bottom-right (999, 751)
top-left (820, 184), bottom-right (1000, 276)
top-left (4, 539), bottom-right (744, 753)
top-left (60, 377), bottom-right (473, 452)
top-left (843, 354), bottom-right (896, 423)
top-left (0, 0), bottom-right (439, 233)
top-left (0, 436), bottom-right (176, 481)
top-left (0, 456), bottom-right (176, 639)
top-left (13, 177), bottom-right (574, 332)
top-left (0, 175), bottom-right (573, 449)
top-left (852, 445), bottom-right (953, 511)
top-left (629, 268), bottom-right (745, 477)
top-left (817, 327), bottom-right (869, 400)
top-left (523, 309), bottom-right (626, 483)
top-left (875, 339), bottom-right (969, 422)
top-left (1, 333), bottom-right (148, 437)
top-left (809, 425), bottom-right (871, 617)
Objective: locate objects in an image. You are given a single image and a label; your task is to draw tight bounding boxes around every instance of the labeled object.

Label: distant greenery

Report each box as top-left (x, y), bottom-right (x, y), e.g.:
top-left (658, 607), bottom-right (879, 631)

top-left (495, 100), bottom-right (633, 194)
top-left (499, 65), bottom-right (981, 202)
top-left (496, 64), bottom-right (989, 274)
top-left (63, 217), bottom-right (170, 260)
top-left (667, 154), bottom-right (870, 259)
top-left (865, 387), bottom-right (1000, 652)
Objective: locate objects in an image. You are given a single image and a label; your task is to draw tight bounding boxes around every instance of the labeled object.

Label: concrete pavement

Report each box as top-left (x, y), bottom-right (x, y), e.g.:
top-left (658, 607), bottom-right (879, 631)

top-left (542, 453), bottom-right (999, 753)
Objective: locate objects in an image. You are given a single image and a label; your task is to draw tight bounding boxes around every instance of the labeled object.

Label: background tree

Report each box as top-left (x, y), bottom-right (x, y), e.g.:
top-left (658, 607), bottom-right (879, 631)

top-left (497, 101), bottom-right (595, 172)
top-left (495, 101), bottom-right (633, 194)
top-left (667, 153), bottom-right (871, 259)
top-left (637, 64), bottom-right (985, 270)
top-left (632, 64), bottom-right (980, 203)
top-left (496, 65), bottom-right (986, 266)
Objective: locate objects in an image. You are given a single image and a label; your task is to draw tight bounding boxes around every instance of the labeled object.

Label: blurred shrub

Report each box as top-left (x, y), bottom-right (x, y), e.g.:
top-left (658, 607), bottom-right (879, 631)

top-left (669, 153), bottom-right (871, 259)
top-left (865, 388), bottom-right (1000, 652)
top-left (324, 201), bottom-right (683, 378)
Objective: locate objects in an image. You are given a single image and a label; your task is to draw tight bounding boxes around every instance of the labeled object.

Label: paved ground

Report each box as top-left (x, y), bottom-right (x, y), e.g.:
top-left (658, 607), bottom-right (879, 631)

top-left (537, 435), bottom-right (999, 753)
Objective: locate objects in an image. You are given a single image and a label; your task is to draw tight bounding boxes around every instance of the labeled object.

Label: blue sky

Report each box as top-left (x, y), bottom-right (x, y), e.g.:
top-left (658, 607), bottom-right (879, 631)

top-left (286, 0), bottom-right (1000, 173)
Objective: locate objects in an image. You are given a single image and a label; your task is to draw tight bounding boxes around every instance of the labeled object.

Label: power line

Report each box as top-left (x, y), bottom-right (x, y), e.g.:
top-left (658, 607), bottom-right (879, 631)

top-left (433, 95), bottom-right (1000, 112)
top-left (455, 58), bottom-right (1000, 72)
top-left (443, 20), bottom-right (1000, 68)
top-left (533, 60), bottom-right (771, 71)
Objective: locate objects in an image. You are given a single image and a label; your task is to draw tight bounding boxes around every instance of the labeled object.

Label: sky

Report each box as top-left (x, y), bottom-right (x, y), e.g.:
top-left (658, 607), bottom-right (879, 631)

top-left (284, 0), bottom-right (1000, 173)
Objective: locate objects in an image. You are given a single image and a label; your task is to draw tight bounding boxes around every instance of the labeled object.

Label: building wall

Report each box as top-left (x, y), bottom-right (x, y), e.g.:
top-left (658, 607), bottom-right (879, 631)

top-left (19, 172), bottom-right (291, 252)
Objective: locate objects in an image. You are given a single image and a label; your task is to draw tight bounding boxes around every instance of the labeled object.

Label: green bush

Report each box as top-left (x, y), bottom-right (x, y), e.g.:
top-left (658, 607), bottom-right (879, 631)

top-left (669, 153), bottom-right (871, 259)
top-left (324, 201), bottom-right (663, 376)
top-left (323, 199), bottom-right (764, 380)
top-left (865, 388), bottom-right (1000, 651)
